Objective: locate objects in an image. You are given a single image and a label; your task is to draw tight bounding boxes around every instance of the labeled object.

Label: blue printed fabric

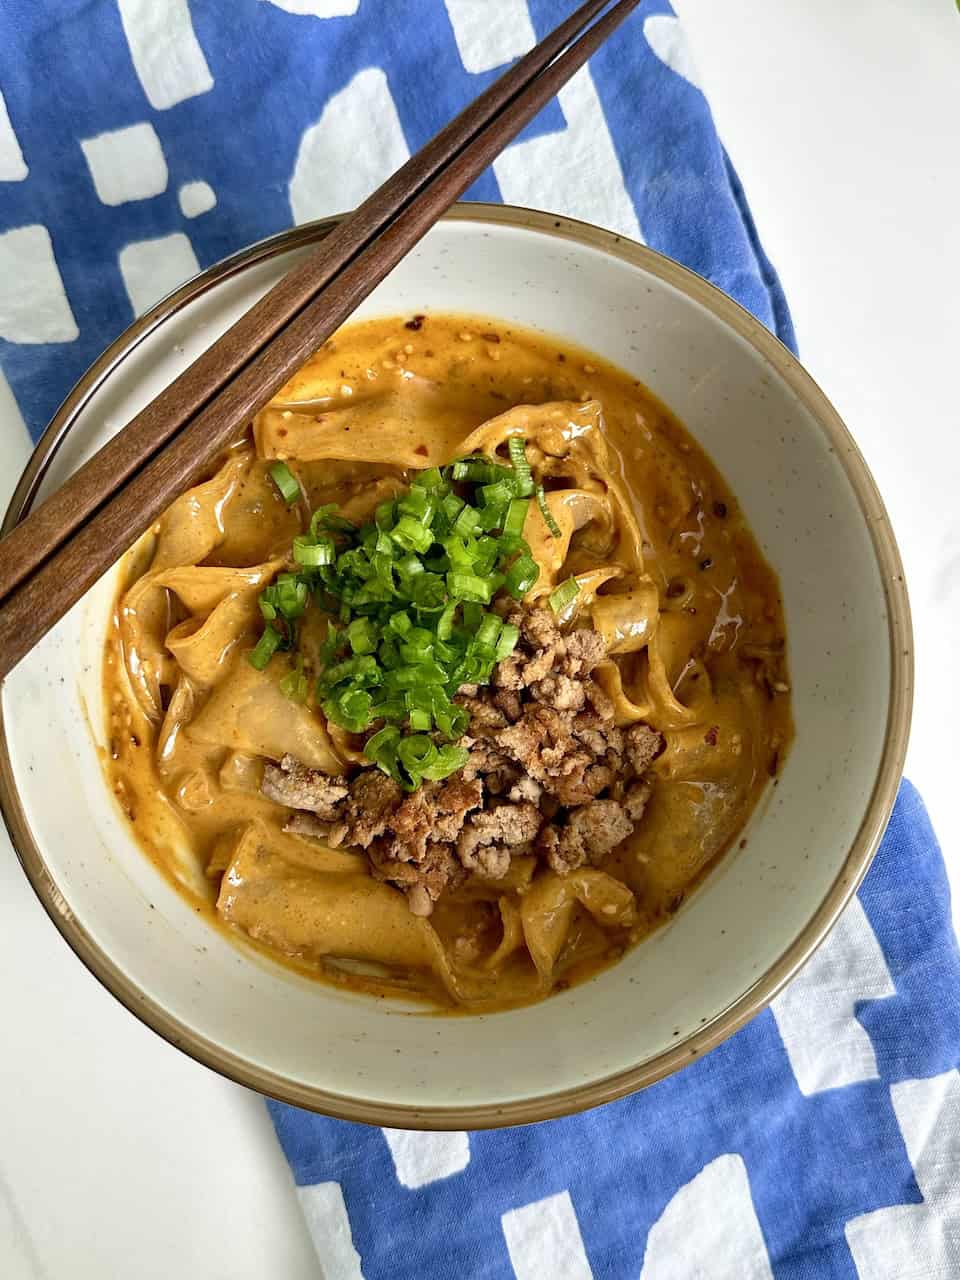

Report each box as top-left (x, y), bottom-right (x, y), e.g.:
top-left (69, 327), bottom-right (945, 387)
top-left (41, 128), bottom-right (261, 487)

top-left (271, 781), bottom-right (960, 1277)
top-left (2, 3), bottom-right (956, 1278)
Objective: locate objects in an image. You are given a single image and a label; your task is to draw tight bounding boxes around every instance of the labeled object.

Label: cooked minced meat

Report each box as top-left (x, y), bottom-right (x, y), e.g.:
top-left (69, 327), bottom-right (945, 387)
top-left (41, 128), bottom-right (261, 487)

top-left (624, 723), bottom-right (663, 775)
top-left (263, 610), bottom-right (663, 914)
top-left (456, 801), bottom-right (541, 875)
top-left (261, 755), bottom-right (349, 818)
top-left (538, 798), bottom-right (635, 875)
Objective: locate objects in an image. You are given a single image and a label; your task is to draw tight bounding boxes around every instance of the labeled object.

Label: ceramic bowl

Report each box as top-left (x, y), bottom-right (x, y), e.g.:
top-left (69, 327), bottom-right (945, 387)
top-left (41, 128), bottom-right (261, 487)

top-left (0, 206), bottom-right (912, 1127)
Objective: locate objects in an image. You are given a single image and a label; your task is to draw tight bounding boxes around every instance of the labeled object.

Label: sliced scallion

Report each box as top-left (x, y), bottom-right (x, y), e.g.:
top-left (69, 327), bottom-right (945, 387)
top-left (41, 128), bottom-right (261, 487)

top-left (248, 624), bottom-right (282, 670)
top-left (549, 577), bottom-right (580, 616)
top-left (268, 460), bottom-right (301, 507)
top-left (536, 485), bottom-right (562, 538)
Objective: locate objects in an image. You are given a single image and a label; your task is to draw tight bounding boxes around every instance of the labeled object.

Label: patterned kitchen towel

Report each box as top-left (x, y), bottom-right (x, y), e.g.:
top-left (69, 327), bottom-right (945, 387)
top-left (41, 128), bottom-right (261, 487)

top-left (3, 3), bottom-right (956, 1279)
top-left (0, 0), bottom-right (792, 442)
top-left (270, 780), bottom-right (960, 1278)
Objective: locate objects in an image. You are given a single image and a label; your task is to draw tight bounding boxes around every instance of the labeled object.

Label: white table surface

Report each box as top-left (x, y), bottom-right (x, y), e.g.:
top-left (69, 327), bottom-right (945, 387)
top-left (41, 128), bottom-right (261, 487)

top-left (2, 2), bottom-right (958, 1275)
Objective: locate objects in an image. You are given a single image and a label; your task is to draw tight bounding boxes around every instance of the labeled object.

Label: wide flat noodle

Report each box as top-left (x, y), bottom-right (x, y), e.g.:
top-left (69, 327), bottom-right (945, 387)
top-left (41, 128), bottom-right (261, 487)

top-left (521, 868), bottom-right (636, 980)
top-left (156, 563), bottom-right (280, 614)
top-left (256, 381), bottom-right (473, 468)
top-left (591, 579), bottom-right (660, 654)
top-left (524, 488), bottom-right (611, 594)
top-left (151, 451), bottom-right (252, 572)
top-left (161, 564), bottom-right (280, 688)
top-left (217, 839), bottom-right (436, 969)
top-left (187, 654), bottom-right (344, 774)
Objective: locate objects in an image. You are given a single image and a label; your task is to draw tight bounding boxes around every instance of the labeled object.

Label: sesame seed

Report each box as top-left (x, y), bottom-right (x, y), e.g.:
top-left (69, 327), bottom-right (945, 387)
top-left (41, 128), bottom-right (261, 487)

top-left (340, 384), bottom-right (353, 397)
top-left (382, 358), bottom-right (396, 369)
top-left (403, 343), bottom-right (414, 354)
top-left (487, 347), bottom-right (501, 361)
top-left (281, 410), bottom-right (292, 420)
top-left (458, 330), bottom-right (474, 341)
top-left (583, 363), bottom-right (596, 373)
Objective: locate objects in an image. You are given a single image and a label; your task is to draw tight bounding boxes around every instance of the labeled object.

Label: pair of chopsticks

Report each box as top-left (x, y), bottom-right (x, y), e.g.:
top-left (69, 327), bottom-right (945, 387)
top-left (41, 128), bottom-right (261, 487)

top-left (0, 0), bottom-right (639, 680)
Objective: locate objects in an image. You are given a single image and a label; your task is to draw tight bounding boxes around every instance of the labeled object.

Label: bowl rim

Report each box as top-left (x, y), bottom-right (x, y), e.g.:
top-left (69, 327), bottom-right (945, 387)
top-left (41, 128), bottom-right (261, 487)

top-left (0, 202), bottom-right (913, 1129)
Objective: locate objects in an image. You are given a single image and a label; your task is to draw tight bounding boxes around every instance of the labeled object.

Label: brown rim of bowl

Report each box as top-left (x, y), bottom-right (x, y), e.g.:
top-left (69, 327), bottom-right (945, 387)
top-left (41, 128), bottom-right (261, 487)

top-left (0, 203), bottom-right (913, 1130)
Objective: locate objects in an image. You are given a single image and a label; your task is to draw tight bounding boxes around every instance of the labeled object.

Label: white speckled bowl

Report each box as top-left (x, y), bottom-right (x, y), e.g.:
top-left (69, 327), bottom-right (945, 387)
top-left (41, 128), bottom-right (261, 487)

top-left (0, 206), bottom-right (911, 1127)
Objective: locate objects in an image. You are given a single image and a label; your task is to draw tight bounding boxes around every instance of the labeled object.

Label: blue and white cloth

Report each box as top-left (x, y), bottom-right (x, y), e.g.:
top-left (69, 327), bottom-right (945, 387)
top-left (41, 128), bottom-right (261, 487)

top-left (1, 2), bottom-right (957, 1277)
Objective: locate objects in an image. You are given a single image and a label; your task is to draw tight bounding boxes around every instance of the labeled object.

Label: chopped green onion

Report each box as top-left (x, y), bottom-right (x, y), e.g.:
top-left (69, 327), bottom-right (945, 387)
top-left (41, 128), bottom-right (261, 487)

top-left (397, 486), bottom-right (433, 521)
top-left (536, 485), bottom-right (562, 538)
top-left (366, 724), bottom-right (401, 761)
top-left (272, 575), bottom-right (309, 618)
top-left (508, 436), bottom-right (535, 496)
top-left (475, 613), bottom-right (502, 650)
top-left (392, 515), bottom-right (434, 553)
top-left (324, 688), bottom-right (373, 733)
top-left (310, 505), bottom-right (356, 535)
top-left (495, 622), bottom-right (520, 660)
top-left (502, 498), bottom-right (530, 538)
top-left (321, 654), bottom-right (381, 688)
top-left (397, 734), bottom-right (438, 777)
top-left (441, 492), bottom-right (465, 524)
top-left (461, 601), bottom-right (483, 632)
top-left (408, 707), bottom-right (432, 732)
top-left (437, 601), bottom-right (458, 641)
top-left (479, 478), bottom-right (515, 509)
top-left (268, 461), bottom-right (301, 507)
top-left (279, 658), bottom-right (309, 703)
top-left (388, 610), bottom-right (413, 637)
top-left (293, 535), bottom-right (335, 567)
top-left (412, 573), bottom-right (447, 612)
top-left (374, 499), bottom-right (396, 530)
top-left (421, 745), bottom-right (470, 781)
top-left (347, 616), bottom-right (378, 655)
top-left (447, 571), bottom-right (494, 603)
top-left (504, 555), bottom-right (540, 599)
top-left (387, 662), bottom-right (449, 688)
top-left (412, 466), bottom-right (445, 490)
top-left (450, 457), bottom-right (511, 484)
top-left (248, 625), bottom-right (282, 670)
top-left (453, 505), bottom-right (481, 537)
top-left (549, 577), bottom-right (580, 616)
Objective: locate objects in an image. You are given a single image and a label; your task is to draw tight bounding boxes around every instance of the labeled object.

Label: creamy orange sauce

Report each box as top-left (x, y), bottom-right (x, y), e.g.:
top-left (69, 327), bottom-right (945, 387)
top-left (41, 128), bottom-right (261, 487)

top-left (102, 314), bottom-right (792, 1011)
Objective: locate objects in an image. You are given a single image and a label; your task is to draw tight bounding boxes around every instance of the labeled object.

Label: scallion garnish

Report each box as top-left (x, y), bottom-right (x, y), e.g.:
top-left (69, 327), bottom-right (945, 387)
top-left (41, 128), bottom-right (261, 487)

top-left (549, 577), bottom-right (580, 616)
top-left (251, 442), bottom-right (568, 787)
top-left (268, 460), bottom-right (301, 507)
top-left (248, 624), bottom-right (283, 670)
top-left (536, 485), bottom-right (562, 538)
top-left (508, 436), bottom-right (535, 496)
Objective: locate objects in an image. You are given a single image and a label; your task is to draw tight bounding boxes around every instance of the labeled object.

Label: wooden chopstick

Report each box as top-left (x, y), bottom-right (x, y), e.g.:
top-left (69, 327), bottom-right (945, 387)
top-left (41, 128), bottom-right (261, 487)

top-left (0, 0), bottom-right (640, 678)
top-left (0, 0), bottom-right (614, 606)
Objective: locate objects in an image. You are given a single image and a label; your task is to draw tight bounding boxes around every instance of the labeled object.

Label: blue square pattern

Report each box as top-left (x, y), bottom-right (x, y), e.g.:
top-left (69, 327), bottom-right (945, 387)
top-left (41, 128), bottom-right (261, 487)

top-left (1, 3), bottom-right (956, 1277)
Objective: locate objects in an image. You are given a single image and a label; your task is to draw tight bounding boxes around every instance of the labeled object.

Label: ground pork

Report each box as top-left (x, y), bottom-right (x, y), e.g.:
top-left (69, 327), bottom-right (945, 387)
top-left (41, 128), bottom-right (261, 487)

top-left (262, 609), bottom-right (662, 910)
top-left (558, 629), bottom-right (606, 677)
top-left (457, 802), bottom-right (542, 876)
top-left (538, 799), bottom-right (635, 874)
top-left (385, 777), bottom-right (483, 862)
top-left (624, 723), bottom-right (664, 774)
top-left (261, 755), bottom-right (349, 818)
top-left (344, 772), bottom-right (403, 847)
top-left (530, 673), bottom-right (586, 712)
top-left (368, 840), bottom-right (466, 916)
